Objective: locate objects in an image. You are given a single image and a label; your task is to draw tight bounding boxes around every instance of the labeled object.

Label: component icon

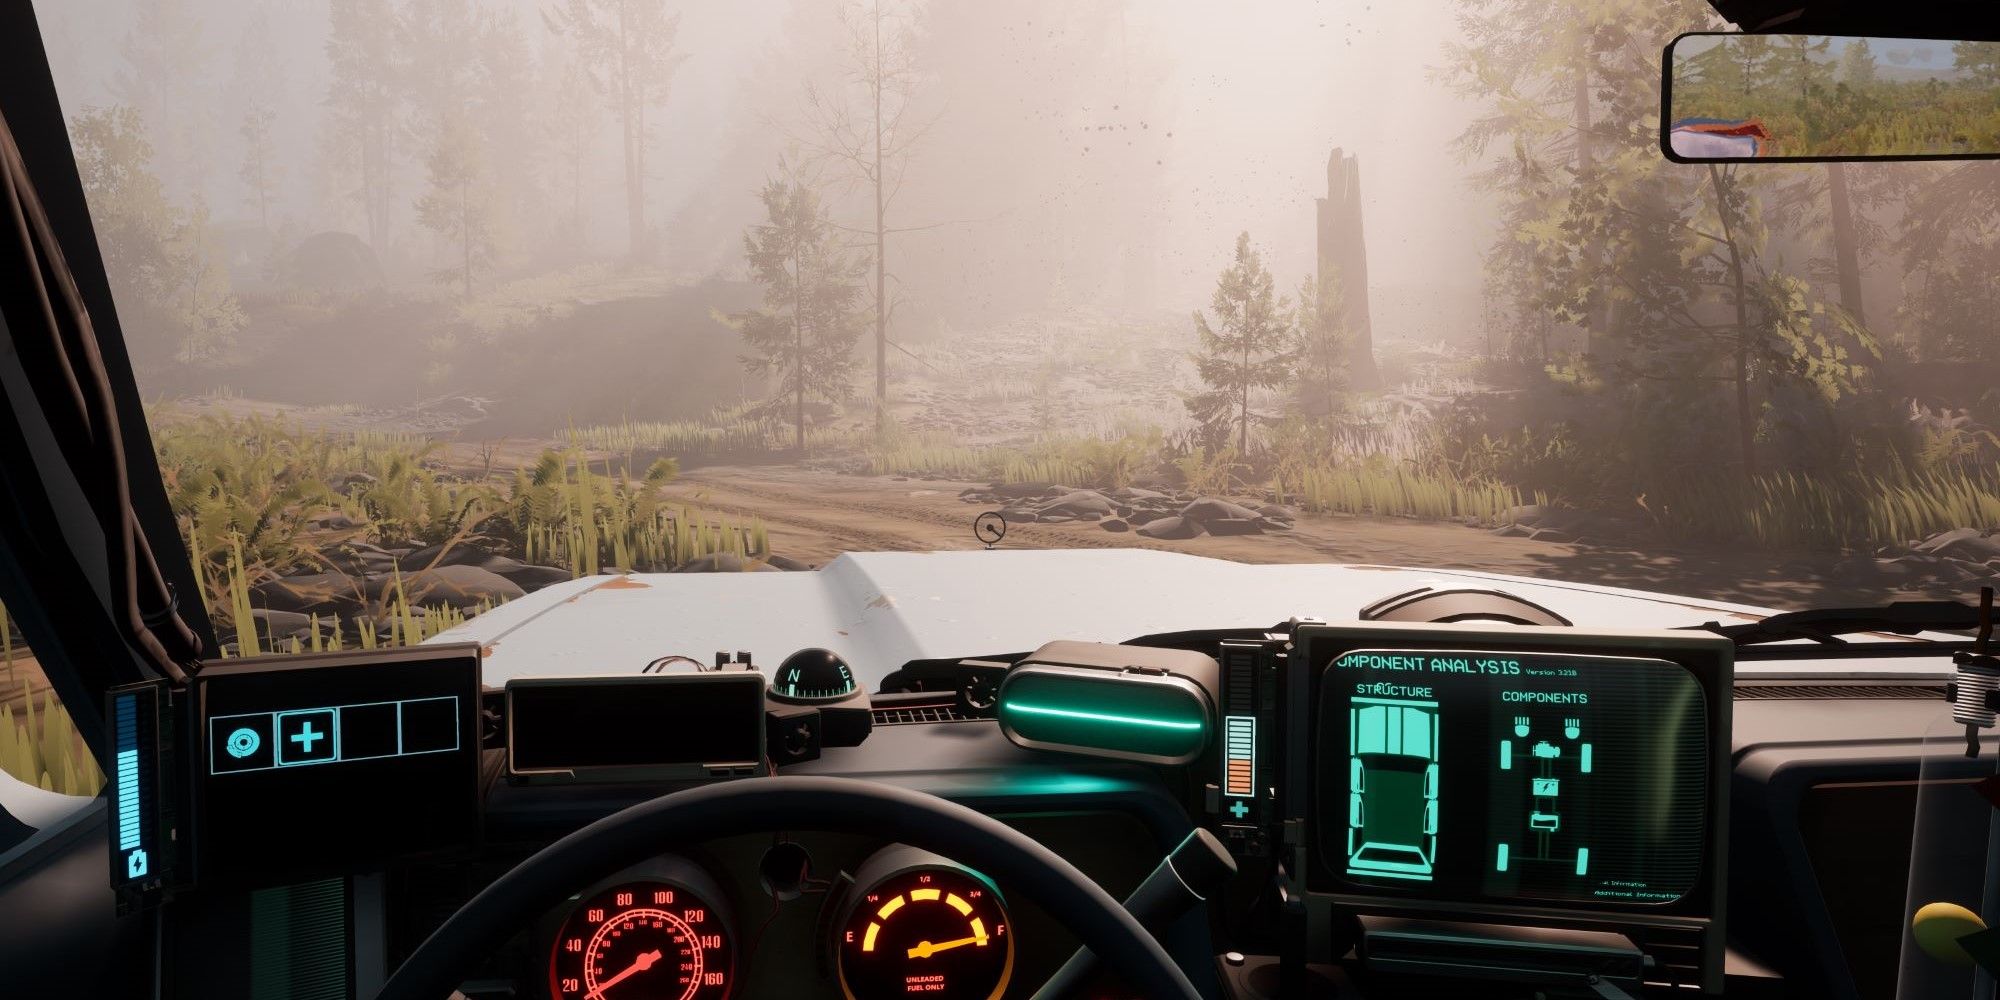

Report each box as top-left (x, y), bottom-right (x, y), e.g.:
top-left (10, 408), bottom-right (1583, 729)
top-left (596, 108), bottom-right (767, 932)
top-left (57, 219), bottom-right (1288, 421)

top-left (1532, 777), bottom-right (1560, 797)
top-left (1531, 740), bottom-right (1560, 760)
top-left (225, 727), bottom-right (261, 759)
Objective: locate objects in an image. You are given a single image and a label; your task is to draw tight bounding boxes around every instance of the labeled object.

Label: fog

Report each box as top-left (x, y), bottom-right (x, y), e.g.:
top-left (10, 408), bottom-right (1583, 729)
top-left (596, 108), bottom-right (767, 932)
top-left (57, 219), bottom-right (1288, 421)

top-left (35, 0), bottom-right (1490, 341)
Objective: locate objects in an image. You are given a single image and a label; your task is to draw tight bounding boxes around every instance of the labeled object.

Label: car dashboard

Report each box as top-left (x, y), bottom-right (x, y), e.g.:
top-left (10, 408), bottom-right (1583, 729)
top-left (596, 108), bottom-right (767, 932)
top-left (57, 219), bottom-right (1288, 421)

top-left (8, 601), bottom-right (1991, 1000)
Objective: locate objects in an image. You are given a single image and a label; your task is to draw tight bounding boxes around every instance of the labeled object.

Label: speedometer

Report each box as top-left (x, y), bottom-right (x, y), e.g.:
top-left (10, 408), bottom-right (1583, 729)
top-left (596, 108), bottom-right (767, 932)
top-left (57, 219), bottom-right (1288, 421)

top-left (549, 871), bottom-right (735, 1000)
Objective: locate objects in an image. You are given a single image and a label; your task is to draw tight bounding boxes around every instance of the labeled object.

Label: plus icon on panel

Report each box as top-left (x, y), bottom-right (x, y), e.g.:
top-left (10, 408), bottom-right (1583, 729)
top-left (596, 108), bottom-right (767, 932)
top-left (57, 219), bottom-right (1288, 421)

top-left (275, 709), bottom-right (338, 766)
top-left (1229, 799), bottom-right (1250, 820)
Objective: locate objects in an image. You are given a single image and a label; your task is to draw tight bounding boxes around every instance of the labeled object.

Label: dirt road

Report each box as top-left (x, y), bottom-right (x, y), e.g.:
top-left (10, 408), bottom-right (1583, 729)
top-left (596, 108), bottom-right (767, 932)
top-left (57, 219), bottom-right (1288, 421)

top-left (662, 466), bottom-right (1928, 611)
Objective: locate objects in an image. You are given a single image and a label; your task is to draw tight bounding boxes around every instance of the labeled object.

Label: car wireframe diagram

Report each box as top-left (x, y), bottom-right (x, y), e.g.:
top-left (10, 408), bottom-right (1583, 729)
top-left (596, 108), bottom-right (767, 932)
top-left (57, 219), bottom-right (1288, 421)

top-left (1347, 698), bottom-right (1441, 880)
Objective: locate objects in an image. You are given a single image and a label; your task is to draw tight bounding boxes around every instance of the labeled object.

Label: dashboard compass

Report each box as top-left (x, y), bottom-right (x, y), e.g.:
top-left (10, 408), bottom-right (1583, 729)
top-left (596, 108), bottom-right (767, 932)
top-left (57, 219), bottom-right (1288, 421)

top-left (769, 648), bottom-right (873, 748)
top-left (769, 648), bottom-right (859, 704)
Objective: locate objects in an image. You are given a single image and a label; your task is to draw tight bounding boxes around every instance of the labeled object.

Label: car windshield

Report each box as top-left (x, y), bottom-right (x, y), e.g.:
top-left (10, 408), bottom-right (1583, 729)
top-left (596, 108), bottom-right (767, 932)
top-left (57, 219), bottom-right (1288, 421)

top-left (23, 0), bottom-right (2000, 659)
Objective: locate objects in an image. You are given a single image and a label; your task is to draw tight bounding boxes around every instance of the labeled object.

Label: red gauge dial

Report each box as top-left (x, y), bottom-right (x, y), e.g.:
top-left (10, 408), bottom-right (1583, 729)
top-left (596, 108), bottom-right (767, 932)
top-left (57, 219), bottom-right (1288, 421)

top-left (549, 880), bottom-right (733, 1000)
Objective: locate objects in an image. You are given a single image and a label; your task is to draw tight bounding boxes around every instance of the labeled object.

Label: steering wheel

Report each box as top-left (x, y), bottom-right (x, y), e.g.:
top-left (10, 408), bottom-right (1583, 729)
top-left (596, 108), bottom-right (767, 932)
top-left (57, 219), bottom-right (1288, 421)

top-left (376, 775), bottom-right (1201, 1000)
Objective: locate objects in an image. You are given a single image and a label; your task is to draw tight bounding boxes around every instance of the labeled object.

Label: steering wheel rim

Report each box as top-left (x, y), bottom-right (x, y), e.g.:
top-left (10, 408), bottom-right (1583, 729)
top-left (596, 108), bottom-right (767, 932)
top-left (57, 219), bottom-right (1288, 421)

top-left (376, 775), bottom-right (1200, 1000)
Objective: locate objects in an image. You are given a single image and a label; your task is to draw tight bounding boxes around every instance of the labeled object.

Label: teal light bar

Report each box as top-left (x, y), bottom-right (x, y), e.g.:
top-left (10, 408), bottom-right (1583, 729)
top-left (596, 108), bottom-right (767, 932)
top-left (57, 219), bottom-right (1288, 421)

top-left (1003, 700), bottom-right (1204, 731)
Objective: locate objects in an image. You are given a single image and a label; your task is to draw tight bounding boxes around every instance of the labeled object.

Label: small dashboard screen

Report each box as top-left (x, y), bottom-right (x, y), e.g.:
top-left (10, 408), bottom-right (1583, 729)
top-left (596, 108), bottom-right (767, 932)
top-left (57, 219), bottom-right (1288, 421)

top-left (1315, 647), bottom-right (1709, 907)
top-left (508, 673), bottom-right (765, 774)
top-left (191, 645), bottom-right (481, 889)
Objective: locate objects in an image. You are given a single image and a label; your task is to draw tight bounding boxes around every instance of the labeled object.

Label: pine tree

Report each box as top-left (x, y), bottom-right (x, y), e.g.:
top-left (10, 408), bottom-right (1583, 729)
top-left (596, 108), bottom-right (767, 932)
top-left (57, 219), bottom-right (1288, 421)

top-left (728, 167), bottom-right (866, 451)
top-left (1293, 266), bottom-right (1350, 419)
top-left (1186, 232), bottom-right (1295, 456)
top-left (413, 116), bottom-right (496, 299)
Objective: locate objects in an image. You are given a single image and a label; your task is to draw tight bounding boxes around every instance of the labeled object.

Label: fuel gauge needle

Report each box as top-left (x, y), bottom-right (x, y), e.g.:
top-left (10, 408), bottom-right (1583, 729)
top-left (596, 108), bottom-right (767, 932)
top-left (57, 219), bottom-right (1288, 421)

top-left (586, 948), bottom-right (664, 999)
top-left (907, 934), bottom-right (989, 959)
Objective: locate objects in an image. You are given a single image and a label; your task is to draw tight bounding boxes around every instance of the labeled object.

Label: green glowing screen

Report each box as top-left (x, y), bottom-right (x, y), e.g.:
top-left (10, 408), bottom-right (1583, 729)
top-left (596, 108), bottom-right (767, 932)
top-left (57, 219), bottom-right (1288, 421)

top-left (1317, 649), bottom-right (1708, 907)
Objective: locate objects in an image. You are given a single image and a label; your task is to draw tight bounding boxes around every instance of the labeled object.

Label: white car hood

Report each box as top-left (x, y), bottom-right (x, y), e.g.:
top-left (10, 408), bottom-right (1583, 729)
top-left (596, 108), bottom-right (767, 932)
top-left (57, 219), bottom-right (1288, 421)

top-left (433, 549), bottom-right (1953, 685)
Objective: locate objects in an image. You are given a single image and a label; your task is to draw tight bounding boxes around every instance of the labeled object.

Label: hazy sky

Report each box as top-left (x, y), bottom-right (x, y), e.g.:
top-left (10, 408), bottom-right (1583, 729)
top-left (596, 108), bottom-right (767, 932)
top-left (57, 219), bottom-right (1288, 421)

top-left (34, 0), bottom-right (1495, 317)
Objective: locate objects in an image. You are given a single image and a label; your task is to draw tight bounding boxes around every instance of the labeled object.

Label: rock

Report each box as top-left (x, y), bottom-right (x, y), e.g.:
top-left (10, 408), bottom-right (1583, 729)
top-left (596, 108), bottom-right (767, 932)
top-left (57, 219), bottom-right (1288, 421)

top-left (1256, 504), bottom-right (1297, 522)
top-left (378, 565), bottom-right (527, 608)
top-left (1179, 496), bottom-right (1266, 525)
top-left (323, 541), bottom-right (398, 576)
top-left (248, 608), bottom-right (311, 639)
top-left (1258, 516), bottom-right (1294, 531)
top-left (1136, 515), bottom-right (1203, 540)
top-left (673, 552), bottom-right (778, 573)
top-left (1204, 517), bottom-right (1265, 536)
top-left (998, 507), bottom-right (1040, 523)
top-left (1039, 490), bottom-right (1117, 517)
top-left (1490, 523), bottom-right (1532, 538)
top-left (1111, 487), bottom-right (1168, 501)
top-left (250, 572), bottom-right (366, 614)
top-left (1915, 527), bottom-right (2000, 561)
top-left (1100, 518), bottom-right (1130, 532)
top-left (1503, 504), bottom-right (1550, 525)
top-left (487, 561), bottom-right (573, 591)
top-left (399, 541), bottom-right (500, 572)
top-left (763, 554), bottom-right (814, 571)
top-left (1039, 514), bottom-right (1076, 524)
top-left (1528, 527), bottom-right (1576, 543)
top-left (307, 511), bottom-right (361, 530)
top-left (1126, 510), bottom-right (1170, 526)
top-left (992, 481), bottom-right (1056, 499)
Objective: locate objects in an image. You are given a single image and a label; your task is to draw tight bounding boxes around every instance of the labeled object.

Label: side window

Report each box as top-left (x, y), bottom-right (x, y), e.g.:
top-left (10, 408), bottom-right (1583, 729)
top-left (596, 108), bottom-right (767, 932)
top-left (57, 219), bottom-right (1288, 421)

top-left (0, 598), bottom-right (104, 849)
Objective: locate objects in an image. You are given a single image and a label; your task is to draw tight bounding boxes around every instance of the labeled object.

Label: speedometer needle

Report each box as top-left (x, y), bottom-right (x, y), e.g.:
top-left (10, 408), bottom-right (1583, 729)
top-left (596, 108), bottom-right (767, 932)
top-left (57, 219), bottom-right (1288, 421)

top-left (907, 934), bottom-right (988, 959)
top-left (586, 948), bottom-right (664, 999)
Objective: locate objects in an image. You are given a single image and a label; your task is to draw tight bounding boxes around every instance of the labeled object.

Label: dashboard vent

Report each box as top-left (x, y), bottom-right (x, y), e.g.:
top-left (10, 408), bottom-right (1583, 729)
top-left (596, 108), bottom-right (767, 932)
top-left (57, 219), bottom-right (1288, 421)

top-left (1734, 682), bottom-right (1945, 701)
top-left (1628, 926), bottom-right (1707, 990)
top-left (873, 703), bottom-right (977, 726)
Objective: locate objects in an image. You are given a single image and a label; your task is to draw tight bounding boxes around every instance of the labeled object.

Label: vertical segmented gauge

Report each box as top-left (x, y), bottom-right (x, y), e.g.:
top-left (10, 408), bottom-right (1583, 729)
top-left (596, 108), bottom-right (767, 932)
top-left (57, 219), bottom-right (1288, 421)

top-left (835, 846), bottom-right (1014, 1000)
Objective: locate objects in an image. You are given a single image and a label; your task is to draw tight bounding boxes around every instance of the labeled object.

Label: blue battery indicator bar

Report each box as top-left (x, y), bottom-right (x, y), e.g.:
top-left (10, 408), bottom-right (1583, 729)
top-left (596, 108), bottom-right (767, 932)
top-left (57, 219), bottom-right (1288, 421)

top-left (114, 694), bottom-right (141, 852)
top-left (1223, 715), bottom-right (1256, 798)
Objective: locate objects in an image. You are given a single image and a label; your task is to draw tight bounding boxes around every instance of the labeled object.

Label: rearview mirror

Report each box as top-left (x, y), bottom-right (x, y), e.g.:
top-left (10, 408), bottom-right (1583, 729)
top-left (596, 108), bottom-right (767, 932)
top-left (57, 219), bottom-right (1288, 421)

top-left (1662, 32), bottom-right (2000, 161)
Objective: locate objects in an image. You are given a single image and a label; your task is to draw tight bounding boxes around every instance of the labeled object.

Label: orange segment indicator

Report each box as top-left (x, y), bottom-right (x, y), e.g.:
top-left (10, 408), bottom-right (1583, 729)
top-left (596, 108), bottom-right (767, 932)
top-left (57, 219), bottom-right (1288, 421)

top-left (875, 895), bottom-right (905, 920)
top-left (861, 922), bottom-right (881, 952)
top-left (946, 893), bottom-right (972, 916)
top-left (910, 887), bottom-right (941, 902)
top-left (970, 918), bottom-right (988, 944)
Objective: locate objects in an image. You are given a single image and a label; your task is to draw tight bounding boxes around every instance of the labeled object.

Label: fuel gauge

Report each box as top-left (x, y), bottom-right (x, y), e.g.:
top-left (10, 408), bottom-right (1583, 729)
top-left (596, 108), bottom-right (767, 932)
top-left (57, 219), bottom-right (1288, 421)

top-left (836, 847), bottom-right (1013, 1000)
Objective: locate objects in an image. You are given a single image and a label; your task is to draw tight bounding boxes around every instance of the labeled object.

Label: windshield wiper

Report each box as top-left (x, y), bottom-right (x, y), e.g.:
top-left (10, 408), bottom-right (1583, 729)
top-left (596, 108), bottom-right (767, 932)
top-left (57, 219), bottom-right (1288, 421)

top-left (1688, 589), bottom-right (1997, 662)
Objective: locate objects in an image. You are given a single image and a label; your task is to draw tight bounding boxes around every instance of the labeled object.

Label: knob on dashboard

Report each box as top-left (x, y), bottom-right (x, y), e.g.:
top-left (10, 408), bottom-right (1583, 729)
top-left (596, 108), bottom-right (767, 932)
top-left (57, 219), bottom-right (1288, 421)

top-left (770, 647), bottom-right (859, 704)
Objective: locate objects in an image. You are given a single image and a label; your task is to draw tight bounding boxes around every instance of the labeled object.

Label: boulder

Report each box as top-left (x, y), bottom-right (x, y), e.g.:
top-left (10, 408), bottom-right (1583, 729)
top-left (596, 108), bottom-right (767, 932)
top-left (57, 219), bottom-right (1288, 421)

top-left (1179, 496), bottom-right (1265, 525)
top-left (1038, 490), bottom-right (1117, 517)
top-left (991, 481), bottom-right (1056, 499)
top-left (762, 554), bottom-right (814, 571)
top-left (1258, 516), bottom-right (1295, 532)
top-left (248, 608), bottom-right (311, 640)
top-left (1126, 510), bottom-right (1170, 526)
top-left (674, 552), bottom-right (779, 573)
top-left (1100, 518), bottom-right (1130, 532)
top-left (485, 560), bottom-right (573, 591)
top-left (1256, 504), bottom-right (1297, 522)
top-left (1915, 527), bottom-right (2000, 561)
top-left (323, 541), bottom-right (398, 576)
top-left (399, 541), bottom-right (501, 572)
top-left (1136, 515), bottom-right (1203, 540)
top-left (250, 572), bottom-right (366, 614)
top-left (377, 565), bottom-right (526, 609)
top-left (1204, 517), bottom-right (1265, 536)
